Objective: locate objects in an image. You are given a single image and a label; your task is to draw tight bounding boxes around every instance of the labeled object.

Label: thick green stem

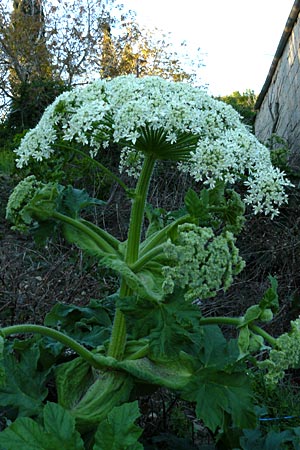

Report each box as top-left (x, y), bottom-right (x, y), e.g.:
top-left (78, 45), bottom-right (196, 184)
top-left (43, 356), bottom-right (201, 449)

top-left (249, 323), bottom-right (278, 347)
top-left (130, 244), bottom-right (166, 272)
top-left (107, 283), bottom-right (130, 360)
top-left (199, 316), bottom-right (278, 347)
top-left (199, 316), bottom-right (243, 327)
top-left (52, 211), bottom-right (119, 255)
top-left (108, 155), bottom-right (156, 359)
top-left (139, 214), bottom-right (190, 257)
top-left (125, 155), bottom-right (156, 264)
top-left (1, 324), bottom-right (97, 367)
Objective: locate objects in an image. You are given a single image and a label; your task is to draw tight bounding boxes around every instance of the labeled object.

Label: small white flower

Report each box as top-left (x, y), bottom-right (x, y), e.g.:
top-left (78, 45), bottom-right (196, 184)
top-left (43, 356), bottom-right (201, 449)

top-left (14, 75), bottom-right (292, 215)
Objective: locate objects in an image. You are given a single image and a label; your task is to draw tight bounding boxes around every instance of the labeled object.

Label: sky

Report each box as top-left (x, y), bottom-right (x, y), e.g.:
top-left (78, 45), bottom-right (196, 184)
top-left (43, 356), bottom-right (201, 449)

top-left (122, 0), bottom-right (295, 96)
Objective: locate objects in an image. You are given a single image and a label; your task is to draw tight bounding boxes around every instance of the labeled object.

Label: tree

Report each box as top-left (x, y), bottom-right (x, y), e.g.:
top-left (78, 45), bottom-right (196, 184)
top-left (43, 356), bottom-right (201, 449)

top-left (0, 0), bottom-right (203, 130)
top-left (0, 0), bottom-right (57, 129)
top-left (98, 18), bottom-right (203, 82)
top-left (9, 0), bottom-right (51, 84)
top-left (217, 90), bottom-right (257, 128)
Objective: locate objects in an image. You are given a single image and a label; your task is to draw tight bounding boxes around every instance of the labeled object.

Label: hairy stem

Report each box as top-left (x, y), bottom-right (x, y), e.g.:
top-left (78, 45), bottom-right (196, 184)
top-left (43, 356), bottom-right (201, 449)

top-left (52, 211), bottom-right (119, 255)
top-left (1, 324), bottom-right (97, 367)
top-left (139, 214), bottom-right (190, 257)
top-left (130, 244), bottom-right (166, 272)
top-left (249, 323), bottom-right (278, 347)
top-left (108, 155), bottom-right (156, 359)
top-left (125, 155), bottom-right (156, 264)
top-left (199, 316), bottom-right (278, 347)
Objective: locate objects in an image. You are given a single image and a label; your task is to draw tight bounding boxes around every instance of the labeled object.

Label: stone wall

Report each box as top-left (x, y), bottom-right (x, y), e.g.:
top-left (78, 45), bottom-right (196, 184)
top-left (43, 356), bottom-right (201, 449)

top-left (254, 10), bottom-right (300, 167)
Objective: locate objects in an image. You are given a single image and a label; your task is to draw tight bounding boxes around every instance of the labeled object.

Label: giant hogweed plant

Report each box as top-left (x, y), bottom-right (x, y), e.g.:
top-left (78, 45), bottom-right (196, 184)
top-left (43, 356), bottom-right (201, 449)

top-left (1, 75), bottom-right (299, 449)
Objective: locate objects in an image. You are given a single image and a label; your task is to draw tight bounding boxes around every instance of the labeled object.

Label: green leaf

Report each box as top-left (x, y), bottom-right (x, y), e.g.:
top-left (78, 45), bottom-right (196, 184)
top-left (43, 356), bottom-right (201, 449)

top-left (182, 368), bottom-right (256, 433)
top-left (61, 186), bottom-right (105, 219)
top-left (221, 189), bottom-right (245, 233)
top-left (183, 184), bottom-right (245, 234)
top-left (242, 305), bottom-right (262, 326)
top-left (0, 335), bottom-right (6, 387)
top-left (43, 402), bottom-right (84, 447)
top-left (181, 325), bottom-right (256, 432)
top-left (208, 180), bottom-right (225, 205)
top-left (44, 299), bottom-right (113, 348)
top-left (101, 255), bottom-right (166, 302)
top-left (198, 325), bottom-right (240, 369)
top-left (118, 290), bottom-right (202, 360)
top-left (0, 342), bottom-right (50, 417)
top-left (116, 353), bottom-right (193, 390)
top-left (184, 189), bottom-right (203, 218)
top-left (259, 276), bottom-right (279, 313)
top-left (93, 401), bottom-right (143, 450)
top-left (0, 403), bottom-right (85, 450)
top-left (55, 357), bottom-right (94, 410)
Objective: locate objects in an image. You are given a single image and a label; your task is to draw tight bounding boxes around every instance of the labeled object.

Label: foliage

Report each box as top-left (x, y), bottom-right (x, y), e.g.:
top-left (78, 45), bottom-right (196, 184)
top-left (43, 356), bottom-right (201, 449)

top-left (239, 426), bottom-right (300, 450)
top-left (0, 0), bottom-right (202, 127)
top-left (1, 75), bottom-right (297, 448)
top-left (14, 76), bottom-right (291, 217)
top-left (99, 19), bottom-right (201, 82)
top-left (217, 90), bottom-right (257, 129)
top-left (7, 78), bottom-right (68, 132)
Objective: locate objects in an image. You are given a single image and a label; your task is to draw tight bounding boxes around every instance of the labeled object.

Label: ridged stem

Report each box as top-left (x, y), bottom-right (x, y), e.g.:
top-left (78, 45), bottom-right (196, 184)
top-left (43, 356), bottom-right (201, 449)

top-left (199, 317), bottom-right (278, 347)
top-left (52, 211), bottom-right (119, 255)
top-left (107, 155), bottom-right (156, 359)
top-left (1, 324), bottom-right (97, 366)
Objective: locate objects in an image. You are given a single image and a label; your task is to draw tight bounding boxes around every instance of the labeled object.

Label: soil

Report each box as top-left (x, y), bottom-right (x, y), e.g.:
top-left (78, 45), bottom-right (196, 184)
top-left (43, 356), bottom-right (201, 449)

top-left (1, 171), bottom-right (300, 448)
top-left (0, 174), bottom-right (118, 327)
top-left (1, 172), bottom-right (300, 333)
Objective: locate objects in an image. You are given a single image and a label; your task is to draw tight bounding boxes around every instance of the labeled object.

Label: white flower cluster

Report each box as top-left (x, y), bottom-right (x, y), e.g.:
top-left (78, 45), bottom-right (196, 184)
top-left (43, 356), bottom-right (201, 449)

top-left (15, 75), bottom-right (292, 215)
top-left (259, 318), bottom-right (300, 385)
top-left (162, 223), bottom-right (245, 301)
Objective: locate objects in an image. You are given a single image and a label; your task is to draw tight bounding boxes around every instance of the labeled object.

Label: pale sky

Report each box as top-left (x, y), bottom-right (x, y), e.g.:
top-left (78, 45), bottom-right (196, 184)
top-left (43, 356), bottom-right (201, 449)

top-left (123, 0), bottom-right (295, 96)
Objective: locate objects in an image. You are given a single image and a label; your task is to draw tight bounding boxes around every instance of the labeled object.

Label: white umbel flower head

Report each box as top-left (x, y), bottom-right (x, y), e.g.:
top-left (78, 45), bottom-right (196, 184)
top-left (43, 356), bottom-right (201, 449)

top-left (14, 75), bottom-right (292, 216)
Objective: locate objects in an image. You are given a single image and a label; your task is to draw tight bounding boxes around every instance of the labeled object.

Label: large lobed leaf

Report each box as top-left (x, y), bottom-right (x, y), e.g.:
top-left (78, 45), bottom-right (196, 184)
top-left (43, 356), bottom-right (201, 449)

top-left (182, 368), bottom-right (256, 433)
top-left (118, 289), bottom-right (202, 361)
top-left (181, 326), bottom-right (256, 433)
top-left (60, 186), bottom-right (106, 219)
top-left (0, 341), bottom-right (51, 418)
top-left (93, 401), bottom-right (143, 450)
top-left (0, 402), bottom-right (85, 450)
top-left (44, 299), bottom-right (113, 348)
top-left (0, 401), bottom-right (143, 450)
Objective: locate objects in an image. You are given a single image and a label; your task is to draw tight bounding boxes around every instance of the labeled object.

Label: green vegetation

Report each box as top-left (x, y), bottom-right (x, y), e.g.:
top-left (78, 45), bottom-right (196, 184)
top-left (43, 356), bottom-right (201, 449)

top-left (1, 2), bottom-right (300, 448)
top-left (217, 89), bottom-right (257, 129)
top-left (0, 75), bottom-right (299, 449)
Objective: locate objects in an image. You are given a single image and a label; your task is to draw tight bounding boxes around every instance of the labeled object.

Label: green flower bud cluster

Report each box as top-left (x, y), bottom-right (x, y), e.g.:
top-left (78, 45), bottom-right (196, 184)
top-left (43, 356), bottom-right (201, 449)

top-left (6, 176), bottom-right (43, 231)
top-left (6, 176), bottom-right (61, 231)
top-left (162, 223), bottom-right (245, 301)
top-left (259, 318), bottom-right (300, 385)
